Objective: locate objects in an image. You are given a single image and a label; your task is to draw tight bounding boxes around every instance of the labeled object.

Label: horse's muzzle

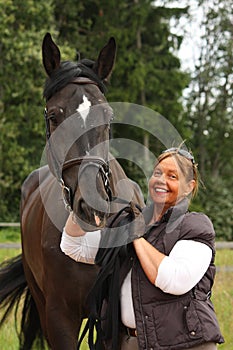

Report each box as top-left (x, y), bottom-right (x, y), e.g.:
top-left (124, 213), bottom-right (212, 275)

top-left (73, 198), bottom-right (108, 231)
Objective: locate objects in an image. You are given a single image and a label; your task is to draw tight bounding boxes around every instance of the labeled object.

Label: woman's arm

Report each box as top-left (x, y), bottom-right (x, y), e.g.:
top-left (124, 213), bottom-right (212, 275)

top-left (155, 240), bottom-right (212, 294)
top-left (60, 213), bottom-right (101, 264)
top-left (133, 238), bottom-right (212, 295)
top-left (133, 238), bottom-right (165, 283)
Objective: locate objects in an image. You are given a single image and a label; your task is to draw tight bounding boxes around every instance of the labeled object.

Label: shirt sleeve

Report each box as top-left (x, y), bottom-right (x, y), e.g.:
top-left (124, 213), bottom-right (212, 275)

top-left (60, 228), bottom-right (101, 264)
top-left (155, 240), bottom-right (212, 295)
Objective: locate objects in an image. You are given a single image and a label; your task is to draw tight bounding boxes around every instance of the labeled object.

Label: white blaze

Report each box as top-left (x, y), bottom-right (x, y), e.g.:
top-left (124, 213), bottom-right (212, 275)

top-left (76, 95), bottom-right (91, 127)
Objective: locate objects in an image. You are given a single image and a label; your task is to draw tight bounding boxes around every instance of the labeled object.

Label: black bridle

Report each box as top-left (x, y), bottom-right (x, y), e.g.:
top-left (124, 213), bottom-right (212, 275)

top-left (44, 77), bottom-right (112, 212)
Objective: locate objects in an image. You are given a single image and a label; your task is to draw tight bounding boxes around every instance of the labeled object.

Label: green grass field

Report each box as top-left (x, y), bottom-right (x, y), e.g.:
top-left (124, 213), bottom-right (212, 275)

top-left (0, 228), bottom-right (232, 349)
top-left (212, 250), bottom-right (233, 350)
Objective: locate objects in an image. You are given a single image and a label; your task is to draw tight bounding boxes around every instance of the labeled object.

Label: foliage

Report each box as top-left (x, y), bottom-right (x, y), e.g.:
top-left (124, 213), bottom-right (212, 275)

top-left (0, 0), bottom-right (188, 220)
top-left (0, 0), bottom-right (55, 220)
top-left (66, 0), bottom-right (190, 186)
top-left (182, 1), bottom-right (233, 176)
top-left (199, 178), bottom-right (233, 241)
top-left (0, 227), bottom-right (20, 242)
top-left (0, 0), bottom-right (232, 240)
top-left (182, 0), bottom-right (233, 240)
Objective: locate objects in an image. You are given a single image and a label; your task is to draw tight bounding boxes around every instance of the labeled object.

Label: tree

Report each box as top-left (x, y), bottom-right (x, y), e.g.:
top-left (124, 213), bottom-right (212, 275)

top-left (0, 0), bottom-right (55, 220)
top-left (183, 0), bottom-right (233, 239)
top-left (0, 0), bottom-right (191, 220)
top-left (49, 0), bottom-right (190, 195)
top-left (110, 1), bottom-right (189, 190)
top-left (6, 0), bottom-right (230, 240)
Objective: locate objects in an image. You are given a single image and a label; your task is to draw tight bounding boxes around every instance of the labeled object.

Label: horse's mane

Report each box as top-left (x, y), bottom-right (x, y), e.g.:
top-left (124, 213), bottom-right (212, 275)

top-left (43, 59), bottom-right (106, 101)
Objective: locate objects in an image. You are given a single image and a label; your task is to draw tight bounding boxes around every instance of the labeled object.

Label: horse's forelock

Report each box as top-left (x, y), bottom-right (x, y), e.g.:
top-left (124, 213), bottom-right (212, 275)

top-left (43, 60), bottom-right (106, 101)
top-left (43, 61), bottom-right (78, 100)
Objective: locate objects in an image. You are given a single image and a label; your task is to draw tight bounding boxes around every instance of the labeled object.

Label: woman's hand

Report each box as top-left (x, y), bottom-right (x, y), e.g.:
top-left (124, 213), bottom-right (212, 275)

top-left (64, 212), bottom-right (85, 237)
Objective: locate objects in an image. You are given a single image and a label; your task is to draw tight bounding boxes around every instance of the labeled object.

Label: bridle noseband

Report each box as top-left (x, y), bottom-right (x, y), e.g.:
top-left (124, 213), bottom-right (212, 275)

top-left (44, 77), bottom-right (112, 212)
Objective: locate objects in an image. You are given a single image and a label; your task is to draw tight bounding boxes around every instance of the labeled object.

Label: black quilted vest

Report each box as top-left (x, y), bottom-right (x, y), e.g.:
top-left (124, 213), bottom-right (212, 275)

top-left (131, 199), bottom-right (224, 349)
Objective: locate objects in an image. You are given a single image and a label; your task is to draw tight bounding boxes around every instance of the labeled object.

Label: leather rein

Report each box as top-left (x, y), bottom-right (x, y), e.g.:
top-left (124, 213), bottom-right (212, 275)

top-left (44, 77), bottom-right (112, 212)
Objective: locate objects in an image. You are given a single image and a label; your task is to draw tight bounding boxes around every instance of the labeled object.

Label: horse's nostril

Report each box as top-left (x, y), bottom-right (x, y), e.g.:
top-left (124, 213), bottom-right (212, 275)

top-left (78, 199), bottom-right (87, 213)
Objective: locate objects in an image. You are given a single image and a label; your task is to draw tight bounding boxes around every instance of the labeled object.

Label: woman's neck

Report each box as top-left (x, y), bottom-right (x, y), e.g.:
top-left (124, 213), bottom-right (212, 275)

top-left (151, 197), bottom-right (188, 224)
top-left (151, 204), bottom-right (167, 223)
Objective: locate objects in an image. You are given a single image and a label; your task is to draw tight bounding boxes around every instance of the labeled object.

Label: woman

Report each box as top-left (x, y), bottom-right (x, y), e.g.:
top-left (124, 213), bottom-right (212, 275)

top-left (61, 147), bottom-right (224, 350)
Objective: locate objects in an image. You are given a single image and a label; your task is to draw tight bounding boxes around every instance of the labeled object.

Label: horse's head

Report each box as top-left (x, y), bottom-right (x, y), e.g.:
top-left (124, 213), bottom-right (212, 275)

top-left (42, 33), bottom-right (116, 230)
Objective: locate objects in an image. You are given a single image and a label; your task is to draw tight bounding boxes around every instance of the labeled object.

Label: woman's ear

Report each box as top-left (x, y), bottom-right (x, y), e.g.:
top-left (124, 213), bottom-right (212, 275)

top-left (187, 180), bottom-right (196, 195)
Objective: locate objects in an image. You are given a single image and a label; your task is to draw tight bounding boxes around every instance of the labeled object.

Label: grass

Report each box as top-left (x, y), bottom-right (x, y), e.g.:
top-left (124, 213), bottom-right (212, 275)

top-left (213, 250), bottom-right (233, 350)
top-left (0, 227), bottom-right (20, 243)
top-left (0, 228), bottom-right (232, 349)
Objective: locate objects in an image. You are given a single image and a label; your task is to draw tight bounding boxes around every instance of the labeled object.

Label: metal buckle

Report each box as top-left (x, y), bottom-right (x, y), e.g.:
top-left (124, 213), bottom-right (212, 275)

top-left (60, 179), bottom-right (73, 212)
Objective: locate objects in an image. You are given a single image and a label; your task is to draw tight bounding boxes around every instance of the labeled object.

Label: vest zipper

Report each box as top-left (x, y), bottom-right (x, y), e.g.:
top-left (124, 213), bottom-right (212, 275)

top-left (136, 261), bottom-right (149, 350)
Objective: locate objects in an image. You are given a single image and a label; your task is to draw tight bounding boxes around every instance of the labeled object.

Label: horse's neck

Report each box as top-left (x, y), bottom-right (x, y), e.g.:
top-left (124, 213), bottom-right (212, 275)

top-left (109, 156), bottom-right (145, 208)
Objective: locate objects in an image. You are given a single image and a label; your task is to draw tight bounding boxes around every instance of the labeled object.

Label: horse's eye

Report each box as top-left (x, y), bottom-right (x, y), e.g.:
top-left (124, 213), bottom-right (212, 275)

top-left (48, 114), bottom-right (57, 125)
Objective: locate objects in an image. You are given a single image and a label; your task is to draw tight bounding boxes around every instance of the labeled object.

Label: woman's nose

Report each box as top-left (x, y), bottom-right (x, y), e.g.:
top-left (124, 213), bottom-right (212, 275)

top-left (156, 173), bottom-right (166, 183)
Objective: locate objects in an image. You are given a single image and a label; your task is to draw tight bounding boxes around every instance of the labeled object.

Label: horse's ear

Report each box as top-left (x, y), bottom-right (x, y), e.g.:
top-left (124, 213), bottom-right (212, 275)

top-left (42, 33), bottom-right (61, 77)
top-left (93, 37), bottom-right (116, 82)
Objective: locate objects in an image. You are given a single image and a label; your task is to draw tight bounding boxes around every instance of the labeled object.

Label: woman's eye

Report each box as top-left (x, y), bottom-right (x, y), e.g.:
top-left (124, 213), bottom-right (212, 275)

top-left (153, 170), bottom-right (161, 177)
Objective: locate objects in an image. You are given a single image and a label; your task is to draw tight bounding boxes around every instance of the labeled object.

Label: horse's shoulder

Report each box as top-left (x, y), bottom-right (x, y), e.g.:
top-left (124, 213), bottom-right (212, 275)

top-left (21, 165), bottom-right (49, 191)
top-left (21, 165), bottom-right (51, 204)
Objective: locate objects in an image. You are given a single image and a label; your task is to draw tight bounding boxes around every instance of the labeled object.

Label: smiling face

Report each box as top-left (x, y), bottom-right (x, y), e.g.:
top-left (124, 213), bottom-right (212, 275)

top-left (148, 155), bottom-right (195, 219)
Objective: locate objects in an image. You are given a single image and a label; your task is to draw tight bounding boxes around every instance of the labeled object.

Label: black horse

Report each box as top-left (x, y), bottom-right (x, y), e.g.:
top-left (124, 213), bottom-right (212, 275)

top-left (0, 34), bottom-right (144, 349)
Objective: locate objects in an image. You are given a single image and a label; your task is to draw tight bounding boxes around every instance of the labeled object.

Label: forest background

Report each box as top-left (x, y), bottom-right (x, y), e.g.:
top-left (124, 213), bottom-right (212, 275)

top-left (0, 0), bottom-right (232, 240)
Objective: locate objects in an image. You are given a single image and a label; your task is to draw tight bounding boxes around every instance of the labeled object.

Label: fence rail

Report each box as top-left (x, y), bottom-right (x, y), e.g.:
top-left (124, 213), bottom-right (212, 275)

top-left (0, 223), bottom-right (233, 250)
top-left (0, 222), bottom-right (20, 227)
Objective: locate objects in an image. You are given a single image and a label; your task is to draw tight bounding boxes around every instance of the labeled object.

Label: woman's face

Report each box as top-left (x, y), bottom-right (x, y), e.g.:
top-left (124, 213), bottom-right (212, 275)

top-left (149, 156), bottom-right (194, 211)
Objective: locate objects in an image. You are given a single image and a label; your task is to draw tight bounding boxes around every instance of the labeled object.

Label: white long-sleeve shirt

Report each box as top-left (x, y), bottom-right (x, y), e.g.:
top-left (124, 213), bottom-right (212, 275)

top-left (60, 229), bottom-right (212, 328)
